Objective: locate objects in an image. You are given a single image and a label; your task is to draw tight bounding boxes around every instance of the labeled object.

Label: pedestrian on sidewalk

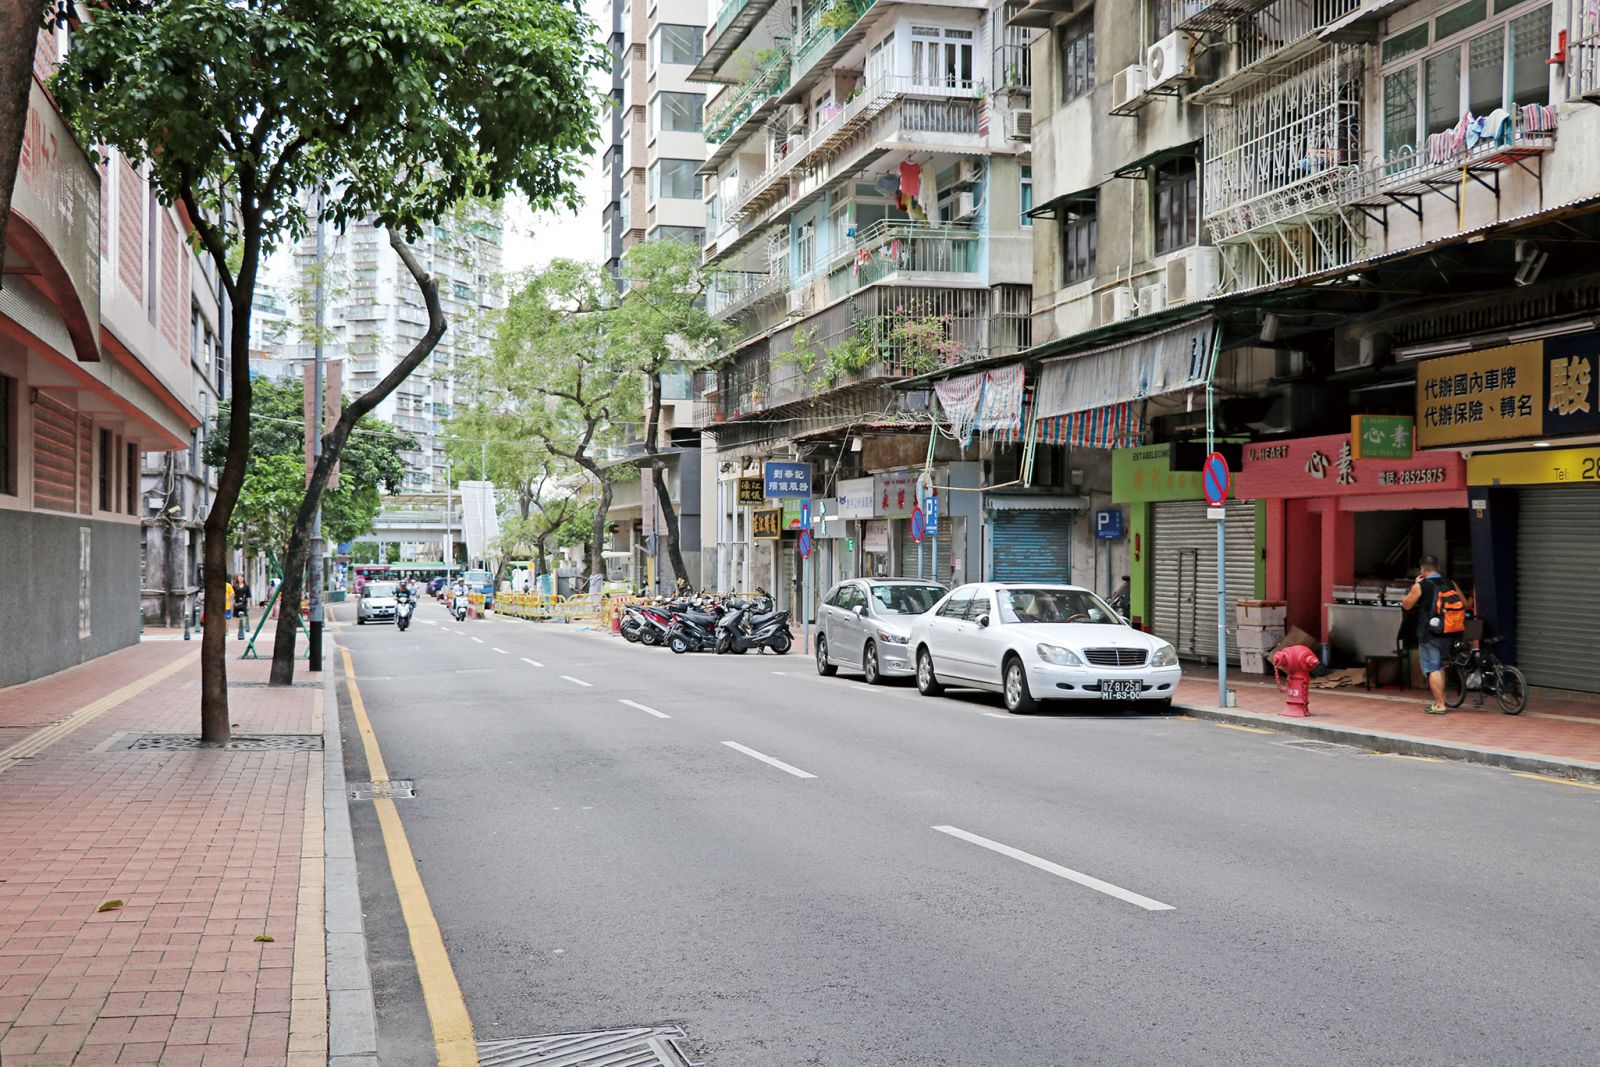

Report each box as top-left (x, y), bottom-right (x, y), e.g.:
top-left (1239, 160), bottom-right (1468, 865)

top-left (234, 571), bottom-right (253, 639)
top-left (1401, 555), bottom-right (1466, 714)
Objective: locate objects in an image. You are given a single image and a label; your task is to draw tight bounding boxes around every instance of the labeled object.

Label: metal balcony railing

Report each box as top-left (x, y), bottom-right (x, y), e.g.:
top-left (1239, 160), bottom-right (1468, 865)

top-left (820, 221), bottom-right (982, 301)
top-left (708, 266), bottom-right (791, 319)
top-left (793, 0), bottom-right (877, 81)
top-left (704, 48), bottom-right (792, 146)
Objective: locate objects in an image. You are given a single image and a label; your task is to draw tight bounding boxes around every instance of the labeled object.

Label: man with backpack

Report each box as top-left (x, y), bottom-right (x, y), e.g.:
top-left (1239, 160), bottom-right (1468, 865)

top-left (1401, 554), bottom-right (1467, 714)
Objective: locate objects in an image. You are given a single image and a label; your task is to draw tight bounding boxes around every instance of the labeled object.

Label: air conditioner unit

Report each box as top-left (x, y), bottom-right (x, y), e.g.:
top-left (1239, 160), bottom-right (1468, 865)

top-left (1138, 282), bottom-right (1166, 316)
top-left (1334, 333), bottom-right (1391, 373)
top-left (1112, 65), bottom-right (1148, 112)
top-left (1008, 109), bottom-right (1033, 141)
top-left (1165, 246), bottom-right (1221, 303)
top-left (957, 158), bottom-right (983, 185)
top-left (954, 191), bottom-right (978, 221)
top-left (784, 103), bottom-right (807, 129)
top-left (1146, 32), bottom-right (1194, 90)
top-left (1097, 287), bottom-right (1137, 326)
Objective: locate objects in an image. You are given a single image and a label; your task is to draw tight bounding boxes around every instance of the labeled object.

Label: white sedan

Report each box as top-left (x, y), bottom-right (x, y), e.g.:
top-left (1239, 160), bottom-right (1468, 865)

top-left (906, 583), bottom-right (1181, 714)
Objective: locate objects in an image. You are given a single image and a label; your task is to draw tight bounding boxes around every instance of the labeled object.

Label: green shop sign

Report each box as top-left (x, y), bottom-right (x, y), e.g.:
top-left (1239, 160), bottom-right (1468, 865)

top-left (1112, 443), bottom-right (1205, 503)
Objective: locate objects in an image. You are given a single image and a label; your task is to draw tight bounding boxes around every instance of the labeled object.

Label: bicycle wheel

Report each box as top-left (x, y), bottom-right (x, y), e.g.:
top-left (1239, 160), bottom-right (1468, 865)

top-left (1442, 662), bottom-right (1467, 708)
top-left (1494, 664), bottom-right (1529, 715)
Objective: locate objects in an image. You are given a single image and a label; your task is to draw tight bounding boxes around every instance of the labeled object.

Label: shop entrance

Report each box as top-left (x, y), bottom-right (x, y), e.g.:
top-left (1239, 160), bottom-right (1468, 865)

top-left (1515, 484), bottom-right (1600, 693)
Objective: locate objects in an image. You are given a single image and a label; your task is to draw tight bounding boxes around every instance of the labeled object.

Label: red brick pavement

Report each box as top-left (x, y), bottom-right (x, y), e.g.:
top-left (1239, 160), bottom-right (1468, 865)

top-left (0, 638), bottom-right (325, 1066)
top-left (1180, 669), bottom-right (1600, 766)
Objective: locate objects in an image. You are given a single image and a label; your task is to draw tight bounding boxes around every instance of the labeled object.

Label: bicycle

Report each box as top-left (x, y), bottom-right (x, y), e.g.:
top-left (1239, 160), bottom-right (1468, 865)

top-left (1442, 631), bottom-right (1528, 715)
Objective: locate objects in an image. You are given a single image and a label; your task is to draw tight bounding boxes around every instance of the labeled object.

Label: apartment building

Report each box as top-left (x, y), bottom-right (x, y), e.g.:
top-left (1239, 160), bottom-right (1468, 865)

top-left (692, 0), bottom-right (1036, 612)
top-left (284, 204), bottom-right (505, 492)
top-left (2, 30), bottom-right (207, 684)
top-left (939, 0), bottom-right (1600, 693)
top-left (597, 0), bottom-right (711, 589)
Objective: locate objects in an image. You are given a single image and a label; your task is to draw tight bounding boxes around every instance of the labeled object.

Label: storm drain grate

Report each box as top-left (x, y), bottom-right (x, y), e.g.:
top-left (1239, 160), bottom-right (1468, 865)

top-left (350, 780), bottom-right (415, 800)
top-left (109, 733), bottom-right (323, 752)
top-left (1280, 739), bottom-right (1358, 754)
top-left (477, 1026), bottom-right (698, 1066)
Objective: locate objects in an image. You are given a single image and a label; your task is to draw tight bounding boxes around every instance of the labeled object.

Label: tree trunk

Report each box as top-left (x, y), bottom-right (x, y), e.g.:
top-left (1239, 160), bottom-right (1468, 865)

top-left (270, 231), bottom-right (445, 683)
top-left (642, 372), bottom-right (689, 588)
top-left (573, 454), bottom-right (610, 586)
top-left (0, 1), bottom-right (47, 280)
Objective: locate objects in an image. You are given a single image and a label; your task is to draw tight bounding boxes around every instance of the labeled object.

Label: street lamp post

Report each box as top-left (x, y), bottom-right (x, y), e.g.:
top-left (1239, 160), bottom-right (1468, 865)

top-left (308, 192), bottom-right (326, 672)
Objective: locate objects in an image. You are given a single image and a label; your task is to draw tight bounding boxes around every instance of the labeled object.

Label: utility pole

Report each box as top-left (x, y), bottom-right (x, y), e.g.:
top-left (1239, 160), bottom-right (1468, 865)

top-left (308, 191), bottom-right (326, 673)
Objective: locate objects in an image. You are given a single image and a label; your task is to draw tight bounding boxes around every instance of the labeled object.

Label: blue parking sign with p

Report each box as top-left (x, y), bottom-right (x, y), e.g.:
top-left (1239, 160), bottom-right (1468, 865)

top-left (925, 495), bottom-right (939, 535)
top-left (1095, 508), bottom-right (1124, 540)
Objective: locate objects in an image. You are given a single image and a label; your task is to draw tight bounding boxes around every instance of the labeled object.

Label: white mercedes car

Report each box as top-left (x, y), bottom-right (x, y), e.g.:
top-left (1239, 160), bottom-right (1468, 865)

top-left (906, 583), bottom-right (1181, 713)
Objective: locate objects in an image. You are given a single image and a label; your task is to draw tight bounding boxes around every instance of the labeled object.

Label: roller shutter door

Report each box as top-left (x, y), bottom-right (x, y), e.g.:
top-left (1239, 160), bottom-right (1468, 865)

top-left (1515, 485), bottom-right (1600, 693)
top-left (1150, 500), bottom-right (1256, 663)
top-left (894, 517), bottom-right (954, 584)
top-left (990, 509), bottom-right (1073, 583)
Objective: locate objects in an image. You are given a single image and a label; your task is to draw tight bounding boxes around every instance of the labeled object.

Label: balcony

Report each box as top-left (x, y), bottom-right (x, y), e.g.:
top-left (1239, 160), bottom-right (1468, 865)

top-left (724, 75), bottom-right (984, 229)
top-left (793, 0), bottom-right (877, 84)
top-left (708, 266), bottom-right (790, 320)
top-left (704, 47), bottom-right (791, 149)
top-left (1174, 0), bottom-right (1278, 33)
top-left (1190, 0), bottom-right (1361, 105)
top-left (820, 221), bottom-right (982, 304)
top-left (694, 0), bottom-right (784, 82)
top-left (1354, 108), bottom-right (1557, 213)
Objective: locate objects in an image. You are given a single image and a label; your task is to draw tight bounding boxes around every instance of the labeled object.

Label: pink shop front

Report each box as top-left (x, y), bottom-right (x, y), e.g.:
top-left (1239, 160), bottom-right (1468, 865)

top-left (1237, 434), bottom-right (1469, 665)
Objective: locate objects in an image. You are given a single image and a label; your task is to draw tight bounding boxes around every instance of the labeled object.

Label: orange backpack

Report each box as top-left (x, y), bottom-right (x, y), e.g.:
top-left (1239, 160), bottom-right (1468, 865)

top-left (1429, 583), bottom-right (1467, 635)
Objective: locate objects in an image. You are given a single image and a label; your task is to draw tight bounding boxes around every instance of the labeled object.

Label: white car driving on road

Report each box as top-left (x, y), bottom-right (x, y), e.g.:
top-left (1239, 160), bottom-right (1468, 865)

top-left (356, 582), bottom-right (399, 625)
top-left (906, 583), bottom-right (1181, 713)
top-left (816, 578), bottom-right (946, 684)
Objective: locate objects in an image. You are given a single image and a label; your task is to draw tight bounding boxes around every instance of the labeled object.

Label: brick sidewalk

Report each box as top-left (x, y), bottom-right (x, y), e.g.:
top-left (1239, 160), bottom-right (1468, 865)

top-left (0, 638), bottom-right (327, 1066)
top-left (1179, 669), bottom-right (1600, 767)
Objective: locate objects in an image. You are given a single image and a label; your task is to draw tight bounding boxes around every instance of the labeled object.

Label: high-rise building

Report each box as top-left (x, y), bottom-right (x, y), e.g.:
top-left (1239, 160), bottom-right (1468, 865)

top-left (284, 204), bottom-right (506, 492)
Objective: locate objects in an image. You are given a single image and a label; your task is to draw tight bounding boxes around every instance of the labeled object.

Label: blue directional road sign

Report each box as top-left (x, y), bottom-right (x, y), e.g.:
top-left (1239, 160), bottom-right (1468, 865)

top-left (799, 499), bottom-right (811, 530)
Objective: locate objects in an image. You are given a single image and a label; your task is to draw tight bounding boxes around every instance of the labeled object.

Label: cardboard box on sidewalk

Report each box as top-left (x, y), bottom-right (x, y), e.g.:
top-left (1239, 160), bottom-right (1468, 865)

top-left (1239, 648), bottom-right (1270, 675)
top-left (1236, 624), bottom-right (1286, 653)
top-left (1236, 600), bottom-right (1288, 627)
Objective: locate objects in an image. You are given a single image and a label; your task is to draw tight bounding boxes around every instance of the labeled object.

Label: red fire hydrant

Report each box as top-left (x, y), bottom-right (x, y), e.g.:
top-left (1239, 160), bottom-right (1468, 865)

top-left (1272, 645), bottom-right (1321, 718)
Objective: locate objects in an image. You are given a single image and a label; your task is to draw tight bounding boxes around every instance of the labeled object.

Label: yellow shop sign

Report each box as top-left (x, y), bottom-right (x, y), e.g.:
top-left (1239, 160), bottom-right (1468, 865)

top-left (1467, 445), bottom-right (1600, 487)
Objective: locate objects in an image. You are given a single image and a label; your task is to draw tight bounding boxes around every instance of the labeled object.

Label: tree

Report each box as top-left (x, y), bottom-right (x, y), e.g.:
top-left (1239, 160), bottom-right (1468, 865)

top-left (0, 1), bottom-right (47, 276)
top-left (202, 377), bottom-right (416, 553)
top-left (470, 259), bottom-right (640, 576)
top-left (614, 240), bottom-right (727, 587)
top-left (53, 0), bottom-right (601, 737)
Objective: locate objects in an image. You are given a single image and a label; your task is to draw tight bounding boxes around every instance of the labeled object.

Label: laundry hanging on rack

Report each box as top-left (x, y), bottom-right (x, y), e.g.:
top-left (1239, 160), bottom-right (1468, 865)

top-left (916, 166), bottom-right (940, 220)
top-left (898, 161), bottom-right (921, 198)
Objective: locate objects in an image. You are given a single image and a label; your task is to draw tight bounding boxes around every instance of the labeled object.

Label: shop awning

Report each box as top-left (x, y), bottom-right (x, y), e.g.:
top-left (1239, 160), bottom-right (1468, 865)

top-left (933, 364), bottom-right (1024, 441)
top-left (983, 493), bottom-right (1089, 510)
top-left (1034, 317), bottom-right (1219, 422)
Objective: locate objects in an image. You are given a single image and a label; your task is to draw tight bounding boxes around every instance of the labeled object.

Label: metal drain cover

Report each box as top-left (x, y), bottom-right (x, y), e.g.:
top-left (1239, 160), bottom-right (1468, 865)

top-left (110, 733), bottom-right (323, 752)
top-left (477, 1026), bottom-right (697, 1066)
top-left (350, 780), bottom-right (415, 799)
top-left (1280, 739), bottom-right (1356, 754)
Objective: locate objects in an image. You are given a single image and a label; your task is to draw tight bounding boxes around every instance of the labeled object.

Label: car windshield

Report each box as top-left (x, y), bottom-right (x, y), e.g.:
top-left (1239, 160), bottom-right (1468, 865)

top-left (365, 583), bottom-right (397, 598)
top-left (995, 588), bottom-right (1119, 625)
top-left (869, 584), bottom-right (944, 615)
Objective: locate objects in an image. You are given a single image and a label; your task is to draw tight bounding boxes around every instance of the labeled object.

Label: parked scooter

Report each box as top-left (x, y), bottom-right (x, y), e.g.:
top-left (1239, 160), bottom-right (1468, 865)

top-left (666, 598), bottom-right (724, 654)
top-left (714, 595), bottom-right (792, 655)
top-left (620, 606), bottom-right (645, 643)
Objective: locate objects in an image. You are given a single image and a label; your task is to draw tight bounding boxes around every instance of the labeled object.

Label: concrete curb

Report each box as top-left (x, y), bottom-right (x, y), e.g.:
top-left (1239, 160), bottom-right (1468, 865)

top-left (1178, 701), bottom-right (1600, 784)
top-left (322, 638), bottom-right (381, 1067)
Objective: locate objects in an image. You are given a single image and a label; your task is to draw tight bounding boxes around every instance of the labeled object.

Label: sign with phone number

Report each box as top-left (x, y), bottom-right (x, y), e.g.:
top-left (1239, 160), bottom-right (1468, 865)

top-left (1467, 445), bottom-right (1600, 487)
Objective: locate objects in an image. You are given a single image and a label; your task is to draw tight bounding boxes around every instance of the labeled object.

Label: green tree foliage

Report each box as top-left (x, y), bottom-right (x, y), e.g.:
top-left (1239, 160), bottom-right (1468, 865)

top-left (204, 378), bottom-right (416, 549)
top-left (50, 0), bottom-right (602, 731)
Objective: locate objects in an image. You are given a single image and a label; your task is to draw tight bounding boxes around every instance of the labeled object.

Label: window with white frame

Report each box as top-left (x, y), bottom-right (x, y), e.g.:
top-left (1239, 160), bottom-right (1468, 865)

top-left (911, 26), bottom-right (975, 90)
top-left (867, 32), bottom-right (896, 85)
top-left (797, 221), bottom-right (816, 279)
top-left (649, 159), bottom-right (699, 201)
top-left (1380, 1), bottom-right (1552, 165)
top-left (1020, 165), bottom-right (1033, 227)
top-left (655, 92), bottom-right (704, 133)
top-left (652, 24), bottom-right (703, 67)
top-left (653, 225), bottom-right (705, 247)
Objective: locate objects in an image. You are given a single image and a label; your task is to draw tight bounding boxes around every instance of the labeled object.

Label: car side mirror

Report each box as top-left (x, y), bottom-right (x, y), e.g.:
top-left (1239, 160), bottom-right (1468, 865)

top-left (852, 605), bottom-right (864, 617)
top-left (975, 614), bottom-right (990, 628)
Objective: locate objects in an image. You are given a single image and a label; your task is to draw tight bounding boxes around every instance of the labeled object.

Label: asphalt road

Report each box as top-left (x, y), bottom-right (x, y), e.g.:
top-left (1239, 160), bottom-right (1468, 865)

top-left (335, 601), bottom-right (1600, 1066)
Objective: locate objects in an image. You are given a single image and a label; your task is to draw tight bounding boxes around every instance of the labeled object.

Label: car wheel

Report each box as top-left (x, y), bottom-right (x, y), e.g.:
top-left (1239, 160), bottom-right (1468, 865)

top-left (863, 642), bottom-right (881, 685)
top-left (357, 617), bottom-right (365, 625)
top-left (915, 648), bottom-right (943, 696)
top-left (1003, 656), bottom-right (1038, 714)
top-left (816, 636), bottom-right (837, 676)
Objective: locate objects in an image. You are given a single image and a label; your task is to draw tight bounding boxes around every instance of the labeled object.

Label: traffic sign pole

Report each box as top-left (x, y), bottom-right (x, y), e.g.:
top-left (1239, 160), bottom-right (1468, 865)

top-left (1204, 450), bottom-right (1229, 709)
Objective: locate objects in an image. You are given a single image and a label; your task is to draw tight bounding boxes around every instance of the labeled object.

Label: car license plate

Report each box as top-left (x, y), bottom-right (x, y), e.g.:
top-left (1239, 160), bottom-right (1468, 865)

top-left (1100, 679), bottom-right (1142, 700)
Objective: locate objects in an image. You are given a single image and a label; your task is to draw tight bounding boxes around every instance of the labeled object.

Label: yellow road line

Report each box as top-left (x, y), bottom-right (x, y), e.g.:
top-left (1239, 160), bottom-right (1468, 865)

top-left (1213, 722), bottom-right (1272, 735)
top-left (340, 646), bottom-right (478, 1066)
top-left (1511, 772), bottom-right (1600, 792)
top-left (0, 650), bottom-right (200, 775)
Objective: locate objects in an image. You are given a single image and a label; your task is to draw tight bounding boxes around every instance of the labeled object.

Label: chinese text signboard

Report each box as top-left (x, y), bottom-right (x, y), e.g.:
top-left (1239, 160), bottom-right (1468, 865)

top-left (737, 477), bottom-right (765, 506)
top-left (1236, 434), bottom-right (1468, 499)
top-left (835, 477), bottom-right (875, 519)
top-left (763, 461), bottom-right (812, 498)
top-left (1416, 335), bottom-right (1600, 447)
top-left (874, 469), bottom-right (915, 518)
top-left (752, 508), bottom-right (783, 539)
top-left (1111, 444), bottom-right (1204, 503)
top-left (1350, 415), bottom-right (1413, 459)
